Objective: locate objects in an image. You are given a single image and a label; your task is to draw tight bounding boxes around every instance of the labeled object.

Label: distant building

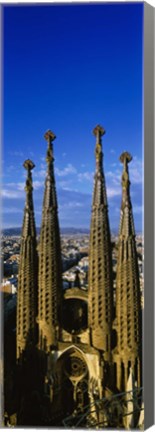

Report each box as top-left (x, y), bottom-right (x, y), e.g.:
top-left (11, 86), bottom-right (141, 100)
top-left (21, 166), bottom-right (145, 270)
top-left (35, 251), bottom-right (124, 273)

top-left (1, 277), bottom-right (17, 294)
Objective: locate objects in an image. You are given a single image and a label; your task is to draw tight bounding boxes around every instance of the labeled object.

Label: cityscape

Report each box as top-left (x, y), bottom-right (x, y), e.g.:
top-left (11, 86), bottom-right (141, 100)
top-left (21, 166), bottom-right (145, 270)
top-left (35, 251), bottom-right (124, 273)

top-left (2, 232), bottom-right (144, 305)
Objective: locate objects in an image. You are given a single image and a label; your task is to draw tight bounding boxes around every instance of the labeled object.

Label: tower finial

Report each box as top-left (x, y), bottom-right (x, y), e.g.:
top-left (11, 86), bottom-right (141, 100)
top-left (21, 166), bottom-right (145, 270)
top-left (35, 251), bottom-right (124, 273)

top-left (120, 151), bottom-right (132, 170)
top-left (120, 151), bottom-right (132, 199)
top-left (93, 125), bottom-right (105, 168)
top-left (93, 124), bottom-right (105, 144)
top-left (23, 159), bottom-right (35, 193)
top-left (44, 130), bottom-right (56, 164)
top-left (23, 159), bottom-right (35, 171)
top-left (44, 129), bottom-right (56, 144)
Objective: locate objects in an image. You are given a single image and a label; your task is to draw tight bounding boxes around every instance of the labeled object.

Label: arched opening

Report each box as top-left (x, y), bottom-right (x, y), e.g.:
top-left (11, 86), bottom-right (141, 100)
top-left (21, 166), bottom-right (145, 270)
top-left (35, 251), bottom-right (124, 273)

top-left (62, 299), bottom-right (88, 334)
top-left (53, 347), bottom-right (89, 423)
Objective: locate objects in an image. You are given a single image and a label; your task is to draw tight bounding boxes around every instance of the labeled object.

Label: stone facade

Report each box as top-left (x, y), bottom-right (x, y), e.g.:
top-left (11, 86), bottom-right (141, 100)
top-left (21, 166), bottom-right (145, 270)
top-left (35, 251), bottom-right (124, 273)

top-left (16, 159), bottom-right (38, 360)
top-left (38, 131), bottom-right (62, 351)
top-left (88, 125), bottom-right (113, 360)
top-left (113, 152), bottom-right (142, 395)
top-left (15, 129), bottom-right (142, 427)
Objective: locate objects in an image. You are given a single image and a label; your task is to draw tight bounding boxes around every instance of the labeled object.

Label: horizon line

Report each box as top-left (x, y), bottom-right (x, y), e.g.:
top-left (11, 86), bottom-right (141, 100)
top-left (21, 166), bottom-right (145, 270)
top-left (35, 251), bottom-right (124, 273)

top-left (2, 226), bottom-right (143, 234)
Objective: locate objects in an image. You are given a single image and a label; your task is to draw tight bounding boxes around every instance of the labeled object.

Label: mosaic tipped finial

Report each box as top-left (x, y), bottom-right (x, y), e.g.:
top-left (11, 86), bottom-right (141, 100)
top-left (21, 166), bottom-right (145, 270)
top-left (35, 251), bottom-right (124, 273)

top-left (44, 130), bottom-right (56, 164)
top-left (23, 159), bottom-right (35, 193)
top-left (93, 124), bottom-right (105, 144)
top-left (120, 152), bottom-right (132, 194)
top-left (93, 125), bottom-right (105, 167)
top-left (44, 129), bottom-right (56, 144)
top-left (120, 151), bottom-right (132, 170)
top-left (23, 159), bottom-right (35, 171)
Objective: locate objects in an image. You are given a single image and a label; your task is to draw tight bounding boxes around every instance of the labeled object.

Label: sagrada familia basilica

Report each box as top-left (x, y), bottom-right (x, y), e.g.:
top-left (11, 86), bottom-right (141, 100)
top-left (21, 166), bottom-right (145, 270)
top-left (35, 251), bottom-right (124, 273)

top-left (14, 125), bottom-right (142, 427)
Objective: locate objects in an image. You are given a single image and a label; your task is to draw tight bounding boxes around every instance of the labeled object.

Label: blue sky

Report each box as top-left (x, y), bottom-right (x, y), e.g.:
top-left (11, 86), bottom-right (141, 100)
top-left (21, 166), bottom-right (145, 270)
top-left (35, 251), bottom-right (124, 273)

top-left (2, 3), bottom-right (143, 232)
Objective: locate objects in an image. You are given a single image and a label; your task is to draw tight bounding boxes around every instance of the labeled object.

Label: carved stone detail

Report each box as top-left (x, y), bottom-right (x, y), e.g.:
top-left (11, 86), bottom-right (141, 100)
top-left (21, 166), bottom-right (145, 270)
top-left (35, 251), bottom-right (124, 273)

top-left (38, 130), bottom-right (62, 350)
top-left (16, 160), bottom-right (38, 359)
top-left (114, 152), bottom-right (142, 392)
top-left (88, 126), bottom-right (113, 358)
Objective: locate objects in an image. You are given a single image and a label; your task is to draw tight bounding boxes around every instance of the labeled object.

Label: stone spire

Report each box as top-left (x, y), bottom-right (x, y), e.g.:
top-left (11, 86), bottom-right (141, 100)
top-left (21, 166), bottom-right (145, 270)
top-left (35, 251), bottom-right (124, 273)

top-left (38, 130), bottom-right (62, 351)
top-left (88, 125), bottom-right (113, 359)
top-left (114, 152), bottom-right (142, 392)
top-left (17, 160), bottom-right (38, 360)
top-left (119, 152), bottom-right (135, 237)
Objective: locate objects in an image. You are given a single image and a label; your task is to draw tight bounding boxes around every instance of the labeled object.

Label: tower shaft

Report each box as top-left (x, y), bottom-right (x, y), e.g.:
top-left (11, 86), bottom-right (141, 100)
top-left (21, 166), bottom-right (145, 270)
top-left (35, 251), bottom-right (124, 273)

top-left (38, 130), bottom-right (62, 351)
top-left (88, 126), bottom-right (113, 359)
top-left (16, 160), bottom-right (38, 360)
top-left (114, 152), bottom-right (142, 392)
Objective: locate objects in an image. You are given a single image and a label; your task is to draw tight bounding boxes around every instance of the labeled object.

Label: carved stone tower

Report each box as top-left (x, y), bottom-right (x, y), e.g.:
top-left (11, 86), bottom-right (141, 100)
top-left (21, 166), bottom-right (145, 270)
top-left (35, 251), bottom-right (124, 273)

top-left (16, 160), bottom-right (38, 360)
top-left (113, 152), bottom-right (142, 392)
top-left (38, 130), bottom-right (62, 351)
top-left (88, 125), bottom-right (113, 360)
